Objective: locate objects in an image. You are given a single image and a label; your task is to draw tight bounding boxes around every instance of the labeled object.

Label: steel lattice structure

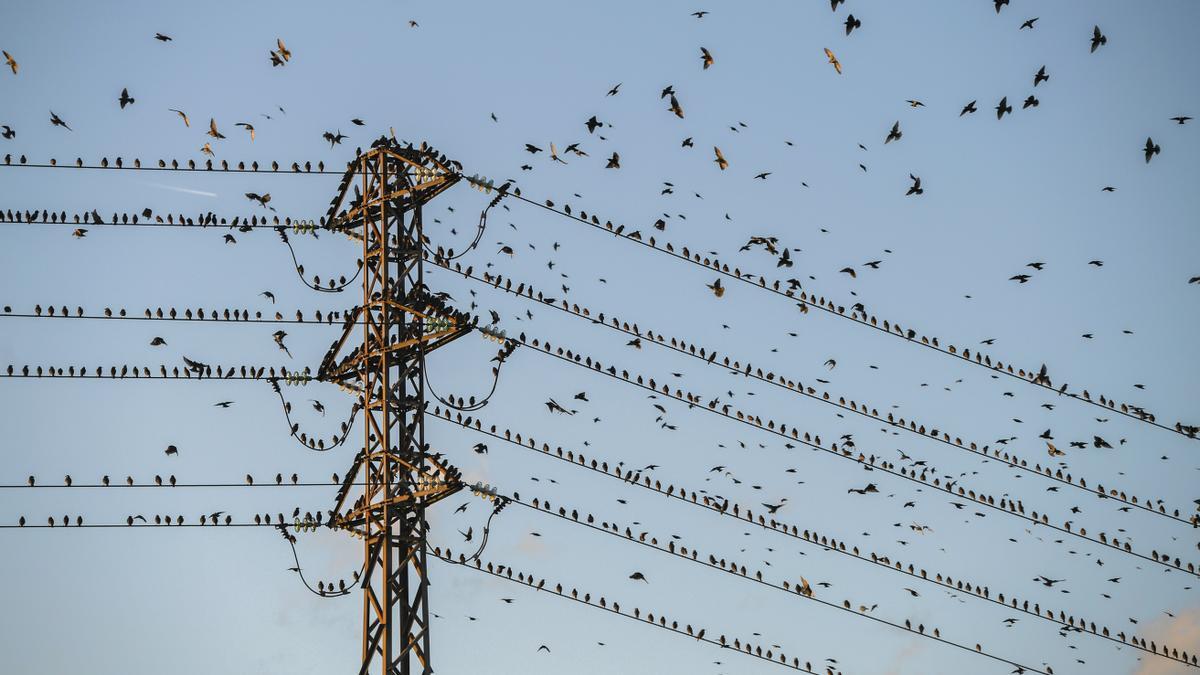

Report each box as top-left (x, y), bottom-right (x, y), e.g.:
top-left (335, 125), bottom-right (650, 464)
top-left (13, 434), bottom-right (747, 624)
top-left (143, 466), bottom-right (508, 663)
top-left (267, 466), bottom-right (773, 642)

top-left (320, 139), bottom-right (468, 675)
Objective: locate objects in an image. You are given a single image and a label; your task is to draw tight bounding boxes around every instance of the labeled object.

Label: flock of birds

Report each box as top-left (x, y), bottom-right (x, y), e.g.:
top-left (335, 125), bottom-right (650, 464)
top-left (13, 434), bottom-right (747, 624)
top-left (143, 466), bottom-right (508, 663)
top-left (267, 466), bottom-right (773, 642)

top-left (1, 3), bottom-right (1198, 674)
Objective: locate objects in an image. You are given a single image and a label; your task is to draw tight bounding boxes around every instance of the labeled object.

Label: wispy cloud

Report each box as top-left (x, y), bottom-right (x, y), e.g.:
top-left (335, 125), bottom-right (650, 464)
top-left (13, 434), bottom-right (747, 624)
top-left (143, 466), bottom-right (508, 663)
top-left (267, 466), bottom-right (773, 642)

top-left (143, 181), bottom-right (217, 197)
top-left (1133, 607), bottom-right (1200, 675)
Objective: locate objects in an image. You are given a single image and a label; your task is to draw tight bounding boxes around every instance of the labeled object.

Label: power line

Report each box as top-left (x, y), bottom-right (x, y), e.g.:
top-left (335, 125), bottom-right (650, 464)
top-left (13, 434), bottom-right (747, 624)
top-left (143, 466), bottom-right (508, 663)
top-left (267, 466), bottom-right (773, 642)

top-left (425, 550), bottom-right (837, 674)
top-left (431, 408), bottom-right (1193, 666)
top-left (431, 256), bottom-right (1198, 527)
top-left (494, 186), bottom-right (1198, 441)
top-left (506, 330), bottom-right (1200, 578)
top-left (502, 490), bottom-right (1054, 674)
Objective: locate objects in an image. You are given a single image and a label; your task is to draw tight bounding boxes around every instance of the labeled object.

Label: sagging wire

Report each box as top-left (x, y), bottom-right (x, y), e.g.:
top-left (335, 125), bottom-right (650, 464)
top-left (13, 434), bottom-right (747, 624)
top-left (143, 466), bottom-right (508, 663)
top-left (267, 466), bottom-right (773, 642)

top-left (439, 483), bottom-right (512, 567)
top-left (274, 225), bottom-right (362, 294)
top-left (268, 377), bottom-right (361, 452)
top-left (424, 337), bottom-right (518, 412)
top-left (424, 185), bottom-right (509, 263)
top-left (274, 523), bottom-right (365, 598)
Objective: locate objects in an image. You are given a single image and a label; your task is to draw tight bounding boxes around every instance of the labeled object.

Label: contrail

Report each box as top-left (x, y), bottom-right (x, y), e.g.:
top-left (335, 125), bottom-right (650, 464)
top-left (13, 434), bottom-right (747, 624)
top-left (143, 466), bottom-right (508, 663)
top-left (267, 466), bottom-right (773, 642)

top-left (143, 182), bottom-right (217, 198)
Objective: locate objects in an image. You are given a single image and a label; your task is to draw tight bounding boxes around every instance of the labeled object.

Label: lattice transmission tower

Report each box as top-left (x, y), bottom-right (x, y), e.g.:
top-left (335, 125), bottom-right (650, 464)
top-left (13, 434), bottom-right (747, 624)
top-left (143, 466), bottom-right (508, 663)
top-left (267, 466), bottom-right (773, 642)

top-left (319, 138), bottom-right (473, 675)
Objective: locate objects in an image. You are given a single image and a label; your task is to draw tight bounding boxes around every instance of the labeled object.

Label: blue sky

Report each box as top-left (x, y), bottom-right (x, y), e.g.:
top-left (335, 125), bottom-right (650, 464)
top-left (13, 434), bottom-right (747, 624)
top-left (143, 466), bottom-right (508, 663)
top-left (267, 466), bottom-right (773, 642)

top-left (1, 1), bottom-right (1198, 674)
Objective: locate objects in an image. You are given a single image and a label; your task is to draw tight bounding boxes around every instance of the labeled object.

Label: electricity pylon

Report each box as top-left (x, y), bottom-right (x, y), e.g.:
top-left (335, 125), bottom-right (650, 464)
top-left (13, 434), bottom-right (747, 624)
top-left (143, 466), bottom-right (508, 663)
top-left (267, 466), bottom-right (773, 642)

top-left (320, 138), bottom-right (471, 675)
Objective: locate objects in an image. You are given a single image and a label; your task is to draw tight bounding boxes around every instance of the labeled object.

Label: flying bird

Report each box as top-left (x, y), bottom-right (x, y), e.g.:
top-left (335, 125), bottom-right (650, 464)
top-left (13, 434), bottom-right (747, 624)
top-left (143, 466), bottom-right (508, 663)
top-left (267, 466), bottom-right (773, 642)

top-left (154, 33), bottom-right (172, 42)
top-left (995, 96), bottom-right (1012, 120)
top-left (700, 47), bottom-right (713, 69)
top-left (235, 122), bottom-right (255, 140)
top-left (906, 174), bottom-right (923, 196)
top-left (169, 109), bottom-right (190, 127)
top-left (1033, 65), bottom-right (1049, 87)
top-left (1143, 137), bottom-right (1160, 163)
top-left (823, 48), bottom-right (842, 74)
top-left (885, 121), bottom-right (902, 144)
top-left (2, 50), bottom-right (16, 74)
top-left (1170, 116), bottom-right (1192, 124)
top-left (960, 100), bottom-right (977, 116)
top-left (207, 118), bottom-right (225, 139)
top-left (1091, 26), bottom-right (1107, 52)
top-left (118, 88), bottom-right (135, 109)
top-left (713, 146), bottom-right (728, 170)
top-left (49, 111), bottom-right (71, 131)
top-left (1020, 17), bottom-right (1038, 30)
top-left (844, 14), bottom-right (861, 35)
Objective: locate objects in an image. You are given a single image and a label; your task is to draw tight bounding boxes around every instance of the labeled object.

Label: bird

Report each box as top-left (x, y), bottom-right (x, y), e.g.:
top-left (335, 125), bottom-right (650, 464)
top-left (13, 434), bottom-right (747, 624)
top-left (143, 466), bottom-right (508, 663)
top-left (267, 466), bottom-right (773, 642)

top-left (1020, 17), bottom-right (1038, 30)
top-left (629, 571), bottom-right (649, 582)
top-left (71, 228), bottom-right (87, 238)
top-left (273, 330), bottom-right (292, 358)
top-left (472, 443), bottom-right (488, 455)
top-left (323, 130), bottom-right (347, 148)
top-left (844, 14), bottom-right (861, 35)
top-left (2, 50), bottom-right (16, 74)
top-left (1033, 66), bottom-right (1049, 87)
top-left (310, 400), bottom-right (325, 416)
top-left (994, 0), bottom-right (1009, 12)
top-left (707, 278), bottom-right (725, 298)
top-left (691, 10), bottom-right (709, 18)
top-left (606, 82), bottom-right (621, 96)
top-left (270, 38), bottom-right (292, 66)
top-left (906, 174), bottom-right (923, 196)
top-left (960, 100), bottom-right (978, 116)
top-left (165, 445), bottom-right (179, 457)
top-left (200, 142), bottom-right (215, 157)
top-left (118, 88), bottom-right (135, 109)
top-left (824, 358), bottom-right (837, 369)
top-left (149, 337), bottom-right (167, 346)
top-left (996, 97), bottom-right (1012, 120)
top-left (169, 109), bottom-right (190, 127)
top-left (537, 645), bottom-right (550, 654)
top-left (1010, 274), bottom-right (1031, 283)
top-left (1144, 137), bottom-right (1160, 163)
top-left (700, 47), bottom-right (713, 69)
top-left (0, 125), bottom-right (13, 139)
top-left (1023, 95), bottom-right (1039, 109)
top-left (585, 116), bottom-right (602, 134)
top-left (668, 94), bottom-right (685, 118)
top-left (459, 527), bottom-right (473, 542)
top-left (49, 111), bottom-right (71, 131)
top-left (605, 152), bottom-right (620, 169)
top-left (1091, 25), bottom-right (1107, 53)
top-left (885, 121), bottom-right (902, 144)
top-left (906, 99), bottom-right (925, 108)
top-left (1170, 116), bottom-right (1192, 124)
top-left (154, 33), bottom-right (172, 42)
top-left (260, 291), bottom-right (275, 303)
top-left (207, 118), bottom-right (225, 139)
top-left (823, 47), bottom-right (842, 74)
top-left (245, 192), bottom-right (271, 209)
top-left (713, 147), bottom-right (728, 170)
top-left (235, 122), bottom-right (255, 141)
